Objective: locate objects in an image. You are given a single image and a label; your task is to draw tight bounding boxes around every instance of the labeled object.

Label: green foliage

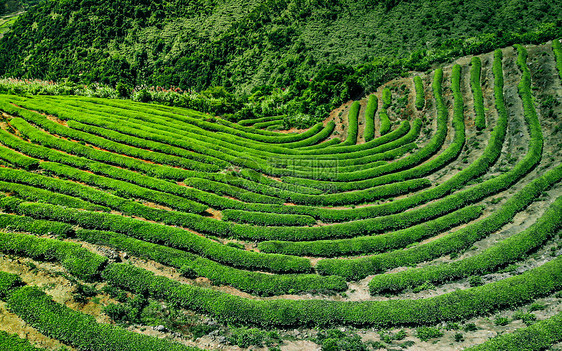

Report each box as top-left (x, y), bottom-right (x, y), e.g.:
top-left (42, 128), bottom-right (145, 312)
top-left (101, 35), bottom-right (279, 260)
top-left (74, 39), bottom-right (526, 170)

top-left (0, 143), bottom-right (39, 169)
top-left (258, 205), bottom-right (482, 257)
top-left (72, 283), bottom-right (98, 304)
top-left (470, 56), bottom-right (486, 130)
top-left (466, 312), bottom-right (562, 350)
top-left (104, 294), bottom-right (148, 325)
top-left (414, 76), bottom-right (424, 110)
top-left (529, 303), bottom-right (546, 312)
top-left (13, 95), bottom-right (416, 184)
top-left (494, 317), bottom-right (509, 326)
top-left (363, 95), bottom-right (378, 141)
top-left (316, 329), bottom-right (370, 351)
top-left (379, 329), bottom-right (407, 343)
top-left (0, 230), bottom-right (107, 281)
top-left (0, 331), bottom-right (44, 351)
top-left (0, 0), bottom-right (38, 16)
top-left (0, 214), bottom-right (73, 237)
top-left (227, 327), bottom-right (280, 349)
top-left (76, 228), bottom-right (346, 296)
top-left (5, 98), bottom-right (220, 173)
top-left (101, 256), bottom-right (562, 328)
top-left (1, 0), bottom-right (560, 125)
top-left (8, 115), bottom-right (200, 181)
top-left (513, 311), bottom-right (537, 326)
top-left (382, 88), bottom-right (392, 108)
top-left (321, 48), bottom-right (551, 282)
top-left (378, 107), bottom-right (391, 135)
top-left (0, 180), bottom-right (106, 212)
top-left (222, 210), bottom-right (316, 227)
top-left (286, 69), bottom-right (453, 186)
top-left (253, 119), bottom-right (284, 129)
top-left (553, 39), bottom-right (562, 80)
top-left (0, 197), bottom-right (312, 273)
top-left (101, 285), bottom-right (128, 303)
top-left (183, 177), bottom-right (283, 205)
top-left (415, 326), bottom-right (443, 341)
top-left (0, 34), bottom-right (559, 347)
top-left (445, 322), bottom-right (460, 330)
top-left (39, 162), bottom-right (212, 214)
top-left (7, 286), bottom-right (198, 351)
top-left (0, 271), bottom-right (23, 298)
top-left (469, 276), bottom-right (483, 287)
top-left (341, 101), bottom-right (360, 145)
top-left (365, 164), bottom-right (560, 290)
top-left (0, 116), bottom-right (468, 243)
top-left (238, 115), bottom-right (284, 126)
top-left (334, 157), bottom-right (558, 282)
top-left (0, 166), bottom-right (210, 216)
top-left (378, 88), bottom-right (392, 135)
top-left (412, 281), bottom-right (436, 293)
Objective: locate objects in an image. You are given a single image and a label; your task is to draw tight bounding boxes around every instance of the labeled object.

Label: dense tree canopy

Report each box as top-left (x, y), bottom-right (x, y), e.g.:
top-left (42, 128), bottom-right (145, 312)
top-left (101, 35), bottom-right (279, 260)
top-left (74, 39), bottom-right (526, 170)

top-left (0, 0), bottom-right (561, 122)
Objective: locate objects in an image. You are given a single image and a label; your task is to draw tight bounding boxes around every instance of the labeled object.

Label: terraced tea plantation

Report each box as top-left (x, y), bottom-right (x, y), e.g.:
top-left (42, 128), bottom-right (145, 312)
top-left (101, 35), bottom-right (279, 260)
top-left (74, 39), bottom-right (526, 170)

top-left (0, 41), bottom-right (561, 350)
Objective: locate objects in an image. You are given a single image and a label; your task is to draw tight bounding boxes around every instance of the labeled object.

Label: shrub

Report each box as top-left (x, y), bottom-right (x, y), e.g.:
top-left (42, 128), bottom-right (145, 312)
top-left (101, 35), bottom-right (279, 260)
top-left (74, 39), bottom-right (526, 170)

top-left (454, 333), bottom-right (464, 342)
top-left (39, 162), bottom-right (207, 214)
top-left (379, 107), bottom-right (391, 135)
top-left (382, 87), bottom-right (392, 108)
top-left (9, 116), bottom-right (194, 181)
top-left (101, 255), bottom-right (562, 328)
top-left (341, 101), bottom-right (360, 145)
top-left (321, 49), bottom-right (550, 281)
top-left (469, 276), bottom-right (484, 287)
top-left (316, 330), bottom-right (368, 351)
top-left (222, 210), bottom-right (316, 226)
top-left (470, 56), bottom-right (486, 130)
top-left (0, 214), bottom-right (73, 237)
top-left (2, 198), bottom-right (312, 273)
top-left (0, 331), bottom-right (44, 351)
top-left (258, 205), bottom-right (483, 257)
top-left (466, 311), bottom-right (562, 350)
top-left (0, 271), bottom-right (23, 299)
top-left (0, 230), bottom-right (107, 281)
top-left (227, 327), bottom-right (280, 348)
top-left (529, 303), bottom-right (546, 312)
top-left (416, 327), bottom-right (443, 341)
top-left (414, 76), bottom-right (425, 110)
top-left (494, 317), bottom-right (509, 326)
top-left (364, 95), bottom-right (378, 141)
top-left (0, 167), bottom-right (209, 218)
top-left (7, 286), bottom-right (196, 351)
top-left (74, 228), bottom-right (346, 296)
top-left (553, 39), bottom-right (562, 80)
top-left (513, 311), bottom-right (537, 326)
top-left (0, 144), bottom-right (39, 170)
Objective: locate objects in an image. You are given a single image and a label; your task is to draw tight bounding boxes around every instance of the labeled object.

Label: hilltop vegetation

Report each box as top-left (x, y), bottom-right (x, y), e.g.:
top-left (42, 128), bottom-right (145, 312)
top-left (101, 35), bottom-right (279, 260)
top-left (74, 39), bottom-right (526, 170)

top-left (0, 0), bottom-right (38, 15)
top-left (0, 0), bottom-right (561, 124)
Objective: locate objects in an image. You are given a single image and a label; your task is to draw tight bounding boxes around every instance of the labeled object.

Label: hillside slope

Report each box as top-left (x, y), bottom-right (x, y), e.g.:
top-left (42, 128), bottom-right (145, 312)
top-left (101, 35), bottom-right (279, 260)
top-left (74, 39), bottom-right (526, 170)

top-left (0, 40), bottom-right (560, 350)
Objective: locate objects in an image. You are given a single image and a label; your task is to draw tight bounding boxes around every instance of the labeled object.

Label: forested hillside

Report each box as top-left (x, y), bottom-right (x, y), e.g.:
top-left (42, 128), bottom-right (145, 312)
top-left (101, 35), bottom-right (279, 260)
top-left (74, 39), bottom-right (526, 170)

top-left (0, 0), bottom-right (561, 123)
top-left (0, 0), bottom-right (38, 15)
